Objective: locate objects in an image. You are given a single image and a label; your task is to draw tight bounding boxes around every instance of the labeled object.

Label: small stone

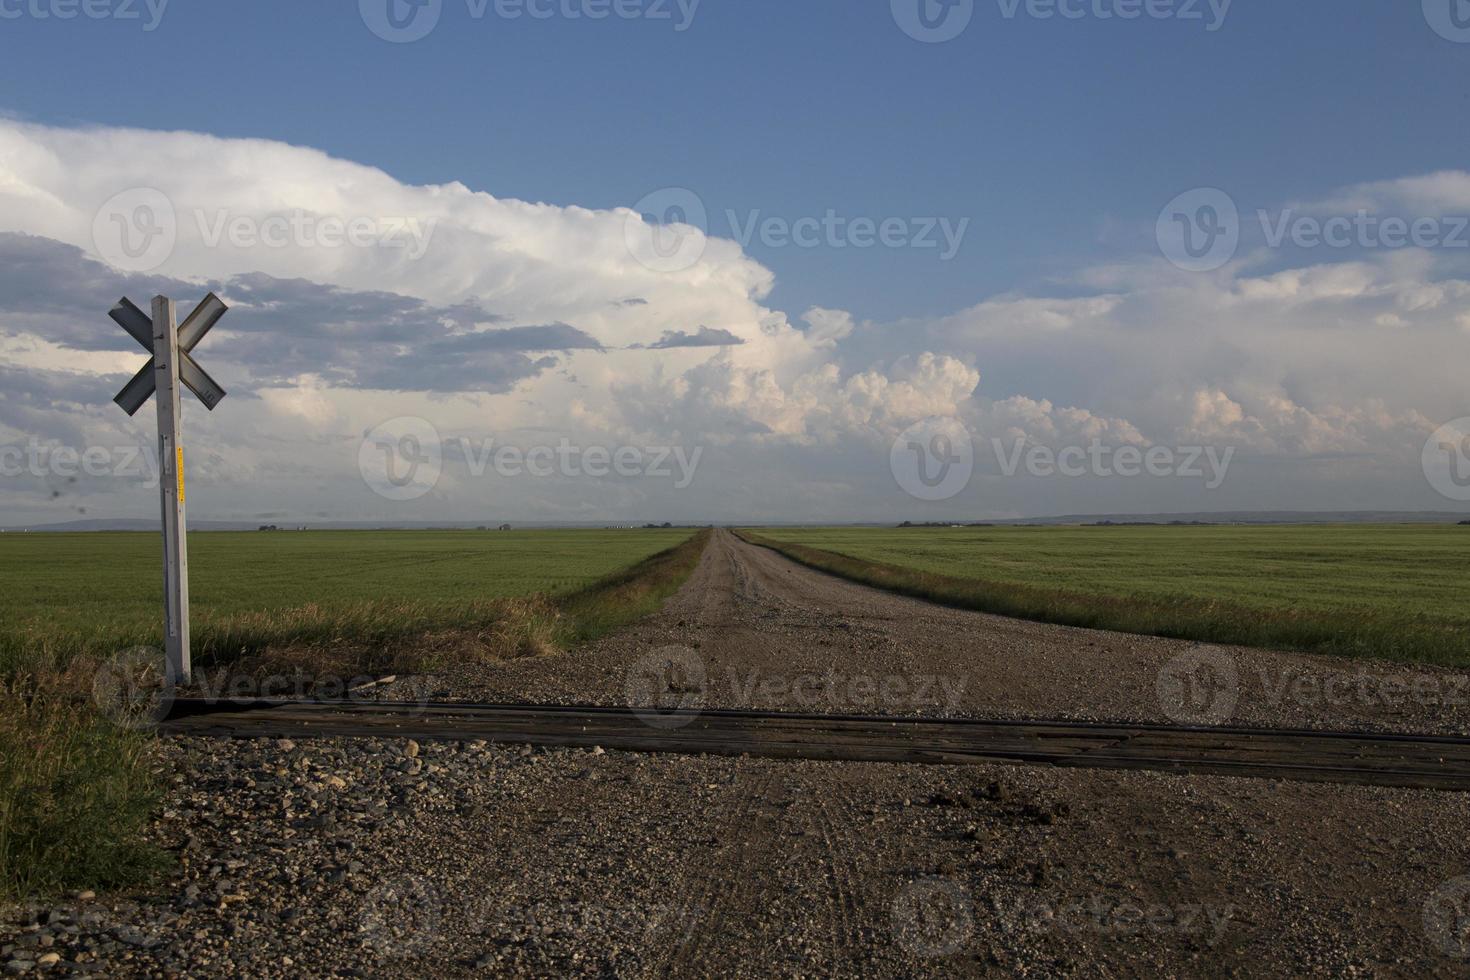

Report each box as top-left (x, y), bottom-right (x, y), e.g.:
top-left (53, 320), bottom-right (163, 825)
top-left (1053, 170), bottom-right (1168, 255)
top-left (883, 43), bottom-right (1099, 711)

top-left (403, 740), bottom-right (420, 759)
top-left (74, 891), bottom-right (96, 902)
top-left (276, 739), bottom-right (296, 752)
top-left (591, 746), bottom-right (605, 756)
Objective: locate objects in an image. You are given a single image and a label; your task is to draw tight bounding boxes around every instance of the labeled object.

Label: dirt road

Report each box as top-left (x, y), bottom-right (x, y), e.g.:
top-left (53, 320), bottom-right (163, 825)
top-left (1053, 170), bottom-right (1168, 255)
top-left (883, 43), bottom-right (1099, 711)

top-left (371, 529), bottom-right (1470, 974)
top-left (445, 529), bottom-right (1470, 736)
top-left (11, 530), bottom-right (1470, 977)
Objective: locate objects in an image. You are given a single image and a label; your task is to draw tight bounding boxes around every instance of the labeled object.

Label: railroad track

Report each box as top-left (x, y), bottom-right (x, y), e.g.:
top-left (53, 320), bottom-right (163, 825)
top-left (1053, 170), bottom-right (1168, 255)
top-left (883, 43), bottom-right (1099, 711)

top-left (161, 698), bottom-right (1470, 791)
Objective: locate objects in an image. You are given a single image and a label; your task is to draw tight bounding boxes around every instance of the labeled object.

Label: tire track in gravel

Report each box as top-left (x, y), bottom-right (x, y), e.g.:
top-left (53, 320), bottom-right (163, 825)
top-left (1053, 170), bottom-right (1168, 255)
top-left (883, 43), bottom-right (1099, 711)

top-left (659, 768), bottom-right (785, 979)
top-left (810, 770), bottom-right (871, 962)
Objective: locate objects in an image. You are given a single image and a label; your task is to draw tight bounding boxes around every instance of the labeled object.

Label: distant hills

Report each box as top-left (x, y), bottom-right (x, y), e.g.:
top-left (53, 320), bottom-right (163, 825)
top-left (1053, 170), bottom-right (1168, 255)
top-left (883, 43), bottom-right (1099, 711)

top-left (992, 510), bottom-right (1470, 526)
top-left (3, 510), bottom-right (1468, 532)
top-left (0, 519), bottom-right (606, 532)
top-left (4, 519), bottom-right (256, 532)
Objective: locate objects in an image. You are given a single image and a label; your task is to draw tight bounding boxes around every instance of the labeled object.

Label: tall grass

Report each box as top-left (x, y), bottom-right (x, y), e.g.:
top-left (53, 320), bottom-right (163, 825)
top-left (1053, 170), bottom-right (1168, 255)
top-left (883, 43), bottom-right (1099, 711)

top-left (0, 689), bottom-right (167, 900)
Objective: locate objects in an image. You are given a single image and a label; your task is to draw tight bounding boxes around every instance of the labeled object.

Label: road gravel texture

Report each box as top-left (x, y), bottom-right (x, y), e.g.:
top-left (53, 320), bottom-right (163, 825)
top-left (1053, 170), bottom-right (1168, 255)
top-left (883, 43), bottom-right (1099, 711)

top-left (5, 530), bottom-right (1470, 977)
top-left (447, 529), bottom-right (1470, 736)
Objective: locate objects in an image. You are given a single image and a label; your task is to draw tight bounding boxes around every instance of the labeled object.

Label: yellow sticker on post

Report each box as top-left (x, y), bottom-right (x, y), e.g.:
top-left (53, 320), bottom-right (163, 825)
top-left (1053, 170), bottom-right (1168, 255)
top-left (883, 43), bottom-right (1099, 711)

top-left (176, 446), bottom-right (185, 503)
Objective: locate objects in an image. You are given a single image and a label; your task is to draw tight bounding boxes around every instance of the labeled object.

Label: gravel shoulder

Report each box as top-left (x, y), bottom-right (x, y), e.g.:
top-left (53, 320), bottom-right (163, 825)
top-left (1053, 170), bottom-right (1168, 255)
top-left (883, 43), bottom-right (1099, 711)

top-left (4, 738), bottom-right (1468, 977)
top-left (6, 529), bottom-right (1470, 977)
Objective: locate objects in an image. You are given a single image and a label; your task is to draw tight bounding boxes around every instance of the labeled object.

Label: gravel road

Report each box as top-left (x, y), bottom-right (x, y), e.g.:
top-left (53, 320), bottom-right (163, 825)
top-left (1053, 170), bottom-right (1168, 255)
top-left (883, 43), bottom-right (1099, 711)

top-left (441, 529), bottom-right (1470, 736)
top-left (6, 529), bottom-right (1470, 977)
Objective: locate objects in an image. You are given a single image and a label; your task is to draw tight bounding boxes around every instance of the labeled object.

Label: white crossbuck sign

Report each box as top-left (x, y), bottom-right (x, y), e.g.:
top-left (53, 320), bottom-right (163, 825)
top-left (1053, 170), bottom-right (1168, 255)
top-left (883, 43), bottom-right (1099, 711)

top-left (111, 293), bottom-right (230, 686)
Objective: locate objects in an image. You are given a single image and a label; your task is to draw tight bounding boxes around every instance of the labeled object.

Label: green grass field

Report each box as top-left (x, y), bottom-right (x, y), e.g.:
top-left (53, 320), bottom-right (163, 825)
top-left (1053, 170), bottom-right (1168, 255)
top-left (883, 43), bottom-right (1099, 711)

top-left (0, 528), bottom-right (695, 675)
top-left (748, 524), bottom-right (1470, 666)
top-left (0, 526), bottom-right (706, 899)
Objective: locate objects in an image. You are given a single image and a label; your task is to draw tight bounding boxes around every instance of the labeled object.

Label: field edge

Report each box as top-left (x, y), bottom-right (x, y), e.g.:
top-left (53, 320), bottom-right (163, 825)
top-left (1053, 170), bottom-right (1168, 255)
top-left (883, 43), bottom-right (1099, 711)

top-left (735, 529), bottom-right (1468, 668)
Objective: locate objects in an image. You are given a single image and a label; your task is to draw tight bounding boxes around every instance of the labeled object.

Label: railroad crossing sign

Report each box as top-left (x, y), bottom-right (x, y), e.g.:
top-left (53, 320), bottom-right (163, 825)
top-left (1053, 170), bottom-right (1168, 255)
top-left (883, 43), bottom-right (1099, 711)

top-left (111, 293), bottom-right (229, 686)
top-left (112, 293), bottom-right (228, 416)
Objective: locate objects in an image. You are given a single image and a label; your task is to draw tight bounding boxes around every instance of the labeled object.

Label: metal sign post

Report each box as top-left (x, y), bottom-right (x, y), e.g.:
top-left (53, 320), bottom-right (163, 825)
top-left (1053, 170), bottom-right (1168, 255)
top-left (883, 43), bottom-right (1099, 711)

top-left (111, 293), bottom-right (228, 687)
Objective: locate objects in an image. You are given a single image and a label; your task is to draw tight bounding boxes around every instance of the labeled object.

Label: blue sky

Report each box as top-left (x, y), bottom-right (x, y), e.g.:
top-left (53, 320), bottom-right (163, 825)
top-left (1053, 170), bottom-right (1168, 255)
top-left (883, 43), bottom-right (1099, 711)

top-left (2, 1), bottom-right (1469, 525)
top-left (3, 1), bottom-right (1465, 322)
